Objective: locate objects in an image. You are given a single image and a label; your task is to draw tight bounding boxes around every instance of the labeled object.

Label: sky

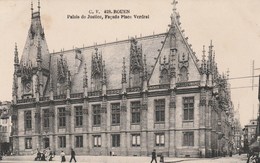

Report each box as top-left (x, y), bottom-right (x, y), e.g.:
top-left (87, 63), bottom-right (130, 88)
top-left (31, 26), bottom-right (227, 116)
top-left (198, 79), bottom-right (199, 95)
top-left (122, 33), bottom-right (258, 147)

top-left (0, 0), bottom-right (260, 127)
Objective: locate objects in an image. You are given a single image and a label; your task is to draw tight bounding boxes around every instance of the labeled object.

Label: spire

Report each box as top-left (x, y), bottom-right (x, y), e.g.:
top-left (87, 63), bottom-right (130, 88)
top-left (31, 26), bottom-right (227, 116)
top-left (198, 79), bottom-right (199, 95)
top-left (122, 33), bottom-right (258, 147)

top-left (102, 61), bottom-right (107, 85)
top-left (201, 45), bottom-right (207, 74)
top-left (208, 40), bottom-right (214, 60)
top-left (14, 43), bottom-right (19, 66)
top-left (38, 0), bottom-right (40, 13)
top-left (66, 70), bottom-right (71, 89)
top-left (21, 0), bottom-right (49, 73)
top-left (122, 57), bottom-right (127, 84)
top-left (143, 54), bottom-right (148, 80)
top-left (31, 1), bottom-right (33, 17)
top-left (37, 38), bottom-right (42, 63)
top-left (170, 0), bottom-right (180, 26)
top-left (49, 73), bottom-right (53, 91)
top-left (83, 63), bottom-right (88, 88)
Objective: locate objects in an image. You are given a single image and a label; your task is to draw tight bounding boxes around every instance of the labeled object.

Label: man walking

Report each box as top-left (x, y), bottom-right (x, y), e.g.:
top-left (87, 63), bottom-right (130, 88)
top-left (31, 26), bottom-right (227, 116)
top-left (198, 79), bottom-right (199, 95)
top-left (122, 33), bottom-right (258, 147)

top-left (69, 148), bottom-right (77, 163)
top-left (151, 149), bottom-right (157, 163)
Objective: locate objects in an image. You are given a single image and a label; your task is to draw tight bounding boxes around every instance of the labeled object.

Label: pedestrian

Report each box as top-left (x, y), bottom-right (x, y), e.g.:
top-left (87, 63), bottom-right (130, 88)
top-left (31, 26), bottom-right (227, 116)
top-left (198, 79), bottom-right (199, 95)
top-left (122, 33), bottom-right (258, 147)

top-left (159, 153), bottom-right (164, 163)
top-left (69, 148), bottom-right (77, 162)
top-left (151, 149), bottom-right (157, 163)
top-left (60, 150), bottom-right (66, 163)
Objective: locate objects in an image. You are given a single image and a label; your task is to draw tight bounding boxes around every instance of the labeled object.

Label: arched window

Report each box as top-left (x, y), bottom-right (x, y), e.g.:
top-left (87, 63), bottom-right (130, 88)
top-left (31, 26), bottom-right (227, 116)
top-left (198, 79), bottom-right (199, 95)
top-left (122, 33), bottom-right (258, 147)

top-left (93, 73), bottom-right (101, 90)
top-left (180, 67), bottom-right (188, 82)
top-left (132, 68), bottom-right (141, 87)
top-left (161, 69), bottom-right (169, 84)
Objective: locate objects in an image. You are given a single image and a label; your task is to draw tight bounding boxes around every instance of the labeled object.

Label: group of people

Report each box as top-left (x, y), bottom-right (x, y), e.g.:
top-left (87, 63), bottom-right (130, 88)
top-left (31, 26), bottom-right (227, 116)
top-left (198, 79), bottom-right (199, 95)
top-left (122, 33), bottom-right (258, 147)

top-left (247, 151), bottom-right (260, 163)
top-left (35, 148), bottom-right (55, 161)
top-left (34, 148), bottom-right (77, 162)
top-left (150, 149), bottom-right (164, 163)
top-left (60, 148), bottom-right (77, 162)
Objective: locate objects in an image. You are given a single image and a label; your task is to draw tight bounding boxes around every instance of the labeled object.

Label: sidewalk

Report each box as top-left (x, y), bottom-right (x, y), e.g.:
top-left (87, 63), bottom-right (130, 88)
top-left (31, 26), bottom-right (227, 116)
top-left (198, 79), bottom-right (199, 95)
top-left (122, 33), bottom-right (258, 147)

top-left (2, 155), bottom-right (197, 163)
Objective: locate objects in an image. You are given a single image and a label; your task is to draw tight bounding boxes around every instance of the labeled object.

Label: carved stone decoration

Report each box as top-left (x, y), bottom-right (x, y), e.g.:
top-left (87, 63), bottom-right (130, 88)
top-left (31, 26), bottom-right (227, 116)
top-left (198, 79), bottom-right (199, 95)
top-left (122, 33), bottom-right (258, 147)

top-left (120, 105), bottom-right (127, 112)
top-left (82, 108), bottom-right (88, 115)
top-left (91, 48), bottom-right (103, 78)
top-left (208, 99), bottom-right (213, 107)
top-left (75, 48), bottom-right (82, 74)
top-left (159, 56), bottom-right (170, 84)
top-left (177, 53), bottom-right (189, 82)
top-left (200, 98), bottom-right (206, 106)
top-left (169, 101), bottom-right (176, 108)
top-left (129, 38), bottom-right (143, 74)
top-left (178, 53), bottom-right (189, 68)
top-left (141, 104), bottom-right (147, 110)
top-left (200, 89), bottom-right (207, 106)
top-left (91, 48), bottom-right (105, 90)
top-left (57, 53), bottom-right (68, 84)
top-left (34, 112), bottom-right (41, 119)
top-left (20, 62), bottom-right (33, 83)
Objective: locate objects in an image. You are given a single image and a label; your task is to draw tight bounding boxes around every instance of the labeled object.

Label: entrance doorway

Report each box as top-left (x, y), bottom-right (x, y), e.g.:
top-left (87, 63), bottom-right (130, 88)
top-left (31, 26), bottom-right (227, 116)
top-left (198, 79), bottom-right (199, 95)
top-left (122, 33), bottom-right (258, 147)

top-left (43, 138), bottom-right (50, 149)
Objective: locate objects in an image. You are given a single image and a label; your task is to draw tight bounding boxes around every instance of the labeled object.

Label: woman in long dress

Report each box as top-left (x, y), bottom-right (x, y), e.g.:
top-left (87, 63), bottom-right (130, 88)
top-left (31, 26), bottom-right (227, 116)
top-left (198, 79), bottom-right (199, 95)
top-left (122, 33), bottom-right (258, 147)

top-left (60, 151), bottom-right (66, 163)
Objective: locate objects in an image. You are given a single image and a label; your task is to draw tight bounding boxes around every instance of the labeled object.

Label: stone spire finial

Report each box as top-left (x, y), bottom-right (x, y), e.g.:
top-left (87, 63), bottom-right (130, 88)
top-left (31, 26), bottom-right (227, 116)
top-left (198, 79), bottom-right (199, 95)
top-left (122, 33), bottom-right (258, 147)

top-left (172, 0), bottom-right (178, 12)
top-left (122, 57), bottom-right (127, 84)
top-left (83, 63), bottom-right (88, 88)
top-left (14, 43), bottom-right (19, 65)
top-left (37, 38), bottom-right (42, 63)
top-left (31, 1), bottom-right (33, 16)
top-left (201, 45), bottom-right (207, 74)
top-left (143, 54), bottom-right (148, 80)
top-left (102, 61), bottom-right (107, 85)
top-left (38, 0), bottom-right (40, 13)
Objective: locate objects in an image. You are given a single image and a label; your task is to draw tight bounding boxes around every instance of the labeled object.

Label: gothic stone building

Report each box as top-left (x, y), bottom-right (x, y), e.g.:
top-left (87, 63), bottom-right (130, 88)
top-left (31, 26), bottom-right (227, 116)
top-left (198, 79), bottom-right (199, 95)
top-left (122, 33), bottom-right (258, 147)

top-left (11, 1), bottom-right (235, 157)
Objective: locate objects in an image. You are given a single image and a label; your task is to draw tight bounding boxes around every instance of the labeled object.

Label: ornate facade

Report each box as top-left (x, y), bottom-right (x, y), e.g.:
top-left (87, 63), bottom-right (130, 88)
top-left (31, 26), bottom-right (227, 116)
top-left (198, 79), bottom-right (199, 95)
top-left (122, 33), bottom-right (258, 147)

top-left (11, 1), bottom-right (235, 157)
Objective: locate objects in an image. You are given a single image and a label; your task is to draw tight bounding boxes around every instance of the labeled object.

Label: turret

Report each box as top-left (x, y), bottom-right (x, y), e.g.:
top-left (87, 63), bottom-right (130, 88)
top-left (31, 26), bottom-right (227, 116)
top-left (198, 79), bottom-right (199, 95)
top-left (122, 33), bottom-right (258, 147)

top-left (207, 41), bottom-right (213, 87)
top-left (83, 63), bottom-right (88, 97)
top-left (66, 70), bottom-right (71, 99)
top-left (142, 54), bottom-right (148, 91)
top-left (121, 57), bottom-right (127, 93)
top-left (12, 43), bottom-right (19, 104)
top-left (102, 61), bottom-right (107, 96)
top-left (200, 45), bottom-right (207, 87)
top-left (18, 1), bottom-right (50, 98)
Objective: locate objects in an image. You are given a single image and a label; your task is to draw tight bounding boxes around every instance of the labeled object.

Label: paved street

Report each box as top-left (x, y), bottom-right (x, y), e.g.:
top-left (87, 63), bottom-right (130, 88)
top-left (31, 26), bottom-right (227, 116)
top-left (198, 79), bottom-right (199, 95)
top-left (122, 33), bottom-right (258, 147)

top-left (0, 154), bottom-right (248, 163)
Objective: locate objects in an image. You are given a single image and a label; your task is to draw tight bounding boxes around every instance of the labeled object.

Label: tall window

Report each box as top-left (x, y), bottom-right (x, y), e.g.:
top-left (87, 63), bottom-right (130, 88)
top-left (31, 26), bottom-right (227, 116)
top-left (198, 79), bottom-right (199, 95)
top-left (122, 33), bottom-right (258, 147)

top-left (183, 97), bottom-right (194, 121)
top-left (183, 132), bottom-right (194, 146)
top-left (132, 69), bottom-right (141, 87)
top-left (75, 135), bottom-right (83, 148)
top-left (24, 111), bottom-right (32, 129)
top-left (93, 105), bottom-right (101, 126)
top-left (155, 99), bottom-right (165, 122)
top-left (59, 136), bottom-right (66, 148)
top-left (111, 103), bottom-right (120, 125)
top-left (93, 73), bottom-right (101, 90)
top-left (25, 138), bottom-right (32, 149)
top-left (180, 66), bottom-right (188, 82)
top-left (161, 69), bottom-right (169, 84)
top-left (43, 109), bottom-right (49, 128)
top-left (75, 106), bottom-right (83, 127)
top-left (131, 101), bottom-right (141, 124)
top-left (155, 133), bottom-right (165, 147)
top-left (112, 134), bottom-right (120, 147)
top-left (132, 134), bottom-right (141, 147)
top-left (93, 135), bottom-right (101, 147)
top-left (58, 107), bottom-right (66, 127)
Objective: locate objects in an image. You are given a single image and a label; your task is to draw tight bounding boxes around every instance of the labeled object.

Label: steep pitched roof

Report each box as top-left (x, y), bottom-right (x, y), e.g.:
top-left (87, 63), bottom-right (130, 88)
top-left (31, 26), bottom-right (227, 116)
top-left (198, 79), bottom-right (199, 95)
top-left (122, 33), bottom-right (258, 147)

top-left (49, 34), bottom-right (167, 95)
top-left (20, 9), bottom-right (50, 71)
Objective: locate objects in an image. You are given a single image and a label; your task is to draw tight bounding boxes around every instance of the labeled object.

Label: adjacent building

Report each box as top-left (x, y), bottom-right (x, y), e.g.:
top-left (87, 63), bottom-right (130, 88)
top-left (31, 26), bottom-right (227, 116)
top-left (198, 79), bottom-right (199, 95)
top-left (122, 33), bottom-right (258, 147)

top-left (244, 119), bottom-right (257, 144)
top-left (0, 101), bottom-right (12, 154)
top-left (11, 1), bottom-right (236, 157)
